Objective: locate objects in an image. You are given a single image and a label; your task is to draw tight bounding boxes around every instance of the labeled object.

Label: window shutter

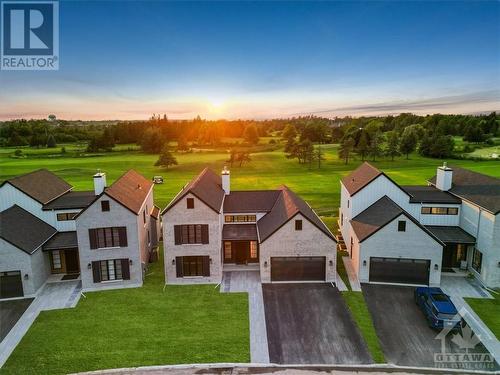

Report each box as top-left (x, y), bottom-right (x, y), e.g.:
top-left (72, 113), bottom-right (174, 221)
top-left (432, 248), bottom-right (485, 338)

top-left (92, 261), bottom-right (101, 282)
top-left (118, 227), bottom-right (128, 247)
top-left (202, 256), bottom-right (210, 277)
top-left (121, 259), bottom-right (130, 280)
top-left (89, 229), bottom-right (97, 249)
top-left (174, 225), bottom-right (182, 245)
top-left (201, 225), bottom-right (209, 244)
top-left (176, 256), bottom-right (183, 277)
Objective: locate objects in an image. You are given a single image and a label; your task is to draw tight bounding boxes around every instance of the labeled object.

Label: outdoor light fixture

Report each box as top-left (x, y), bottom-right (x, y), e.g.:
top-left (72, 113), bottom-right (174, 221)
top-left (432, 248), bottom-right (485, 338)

top-left (24, 274), bottom-right (29, 280)
top-left (87, 263), bottom-right (91, 270)
top-left (264, 261), bottom-right (268, 267)
top-left (209, 258), bottom-right (213, 264)
top-left (329, 260), bottom-right (333, 266)
top-left (363, 260), bottom-right (367, 266)
top-left (172, 259), bottom-right (175, 265)
top-left (434, 264), bottom-right (439, 270)
top-left (498, 262), bottom-right (500, 268)
top-left (129, 259), bottom-right (133, 266)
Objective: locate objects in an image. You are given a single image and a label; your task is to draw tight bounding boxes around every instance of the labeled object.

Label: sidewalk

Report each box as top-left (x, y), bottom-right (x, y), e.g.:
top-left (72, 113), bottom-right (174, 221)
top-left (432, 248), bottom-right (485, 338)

top-left (342, 257), bottom-right (361, 291)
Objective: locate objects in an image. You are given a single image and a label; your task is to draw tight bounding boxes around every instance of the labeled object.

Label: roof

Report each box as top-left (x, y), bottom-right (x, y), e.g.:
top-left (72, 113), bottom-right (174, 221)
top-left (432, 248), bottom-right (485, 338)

top-left (2, 169), bottom-right (72, 204)
top-left (222, 224), bottom-right (258, 241)
top-left (151, 205), bottom-right (160, 219)
top-left (257, 185), bottom-right (335, 242)
top-left (43, 231), bottom-right (78, 250)
top-left (341, 162), bottom-right (383, 195)
top-left (429, 167), bottom-right (500, 214)
top-left (42, 191), bottom-right (96, 210)
top-left (163, 168), bottom-right (225, 214)
top-left (425, 226), bottom-right (476, 244)
top-left (351, 196), bottom-right (442, 245)
top-left (223, 191), bottom-right (281, 213)
top-left (105, 170), bottom-right (154, 215)
top-left (0, 205), bottom-right (57, 254)
top-left (401, 185), bottom-right (462, 204)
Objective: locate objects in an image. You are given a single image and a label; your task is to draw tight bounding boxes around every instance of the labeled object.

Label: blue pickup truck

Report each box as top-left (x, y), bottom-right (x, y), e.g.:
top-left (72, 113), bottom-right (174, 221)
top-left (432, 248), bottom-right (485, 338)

top-left (414, 287), bottom-right (463, 331)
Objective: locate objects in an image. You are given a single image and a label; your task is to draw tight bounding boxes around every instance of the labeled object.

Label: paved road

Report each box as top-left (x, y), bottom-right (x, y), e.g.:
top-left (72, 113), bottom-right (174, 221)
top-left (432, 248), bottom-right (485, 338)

top-left (0, 298), bottom-right (33, 342)
top-left (263, 283), bottom-right (372, 365)
top-left (363, 284), bottom-right (498, 370)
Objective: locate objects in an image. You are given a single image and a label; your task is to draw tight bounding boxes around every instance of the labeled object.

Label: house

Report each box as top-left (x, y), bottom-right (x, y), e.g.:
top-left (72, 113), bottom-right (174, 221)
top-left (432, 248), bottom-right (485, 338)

top-left (339, 162), bottom-right (500, 288)
top-left (0, 169), bottom-right (158, 299)
top-left (161, 167), bottom-right (337, 284)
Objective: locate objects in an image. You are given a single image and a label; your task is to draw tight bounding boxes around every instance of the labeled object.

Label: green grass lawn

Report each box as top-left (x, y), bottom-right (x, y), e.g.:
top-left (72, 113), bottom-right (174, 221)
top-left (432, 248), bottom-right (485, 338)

top-left (465, 292), bottom-right (500, 340)
top-left (1, 251), bottom-right (249, 375)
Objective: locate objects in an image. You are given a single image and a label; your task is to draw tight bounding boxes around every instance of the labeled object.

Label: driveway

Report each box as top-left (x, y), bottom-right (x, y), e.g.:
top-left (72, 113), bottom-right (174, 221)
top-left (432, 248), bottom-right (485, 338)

top-left (363, 284), bottom-right (498, 370)
top-left (0, 299), bottom-right (34, 342)
top-left (263, 283), bottom-right (372, 365)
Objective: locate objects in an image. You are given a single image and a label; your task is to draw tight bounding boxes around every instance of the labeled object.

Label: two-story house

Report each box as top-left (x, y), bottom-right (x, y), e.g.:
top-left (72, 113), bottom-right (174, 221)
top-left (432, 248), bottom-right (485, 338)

top-left (339, 162), bottom-right (499, 288)
top-left (162, 167), bottom-right (337, 285)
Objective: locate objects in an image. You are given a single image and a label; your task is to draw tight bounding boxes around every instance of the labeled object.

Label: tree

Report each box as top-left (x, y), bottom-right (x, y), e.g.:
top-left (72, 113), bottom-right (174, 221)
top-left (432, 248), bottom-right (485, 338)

top-left (463, 123), bottom-right (485, 143)
top-left (338, 137), bottom-right (355, 164)
top-left (356, 131), bottom-right (369, 161)
top-left (227, 149), bottom-right (237, 167)
top-left (177, 136), bottom-right (189, 152)
top-left (236, 151), bottom-right (252, 167)
top-left (155, 145), bottom-right (178, 168)
top-left (385, 131), bottom-right (400, 161)
top-left (399, 127), bottom-right (418, 159)
top-left (243, 124), bottom-right (259, 145)
top-left (46, 134), bottom-right (57, 148)
top-left (314, 144), bottom-right (326, 169)
top-left (368, 132), bottom-right (383, 161)
top-left (140, 128), bottom-right (164, 153)
top-left (282, 124), bottom-right (297, 140)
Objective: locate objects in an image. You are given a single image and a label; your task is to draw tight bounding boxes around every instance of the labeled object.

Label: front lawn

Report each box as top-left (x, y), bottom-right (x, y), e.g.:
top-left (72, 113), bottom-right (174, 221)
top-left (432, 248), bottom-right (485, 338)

top-left (1, 251), bottom-right (249, 375)
top-left (466, 292), bottom-right (500, 340)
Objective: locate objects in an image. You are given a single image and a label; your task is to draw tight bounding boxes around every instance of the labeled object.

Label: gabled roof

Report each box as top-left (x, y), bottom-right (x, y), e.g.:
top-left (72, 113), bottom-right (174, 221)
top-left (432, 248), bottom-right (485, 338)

top-left (223, 190), bottom-right (280, 213)
top-left (2, 169), bottom-right (72, 205)
top-left (429, 167), bottom-right (500, 214)
top-left (425, 226), bottom-right (475, 244)
top-left (42, 191), bottom-right (96, 210)
top-left (163, 168), bottom-right (225, 214)
top-left (401, 185), bottom-right (462, 204)
top-left (257, 185), bottom-right (335, 242)
top-left (0, 205), bottom-right (57, 254)
top-left (341, 162), bottom-right (383, 196)
top-left (105, 170), bottom-right (154, 215)
top-left (351, 196), bottom-right (443, 245)
top-left (43, 231), bottom-right (78, 250)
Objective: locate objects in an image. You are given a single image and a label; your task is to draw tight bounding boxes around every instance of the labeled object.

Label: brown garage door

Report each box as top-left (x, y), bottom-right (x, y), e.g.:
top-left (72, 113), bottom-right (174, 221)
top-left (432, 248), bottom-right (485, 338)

top-left (369, 257), bottom-right (430, 285)
top-left (271, 257), bottom-right (326, 282)
top-left (0, 271), bottom-right (24, 298)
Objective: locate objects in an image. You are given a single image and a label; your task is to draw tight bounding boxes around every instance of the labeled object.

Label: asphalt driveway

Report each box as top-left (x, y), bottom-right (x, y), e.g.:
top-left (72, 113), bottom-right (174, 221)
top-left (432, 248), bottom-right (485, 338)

top-left (363, 284), bottom-right (497, 370)
top-left (262, 283), bottom-right (372, 365)
top-left (0, 298), bottom-right (33, 342)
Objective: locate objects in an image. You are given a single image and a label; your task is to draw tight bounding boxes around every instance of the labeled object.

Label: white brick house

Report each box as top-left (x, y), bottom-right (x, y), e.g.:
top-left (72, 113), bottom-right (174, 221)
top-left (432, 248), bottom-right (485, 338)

top-left (162, 167), bottom-right (337, 285)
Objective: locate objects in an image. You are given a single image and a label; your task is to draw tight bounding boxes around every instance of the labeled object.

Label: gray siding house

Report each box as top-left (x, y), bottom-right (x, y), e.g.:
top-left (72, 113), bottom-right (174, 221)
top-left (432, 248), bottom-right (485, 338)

top-left (162, 167), bottom-right (337, 285)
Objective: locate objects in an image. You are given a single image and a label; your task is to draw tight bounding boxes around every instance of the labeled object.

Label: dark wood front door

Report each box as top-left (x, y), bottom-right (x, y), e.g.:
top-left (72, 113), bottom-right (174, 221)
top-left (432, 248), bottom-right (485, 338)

top-left (235, 242), bottom-right (249, 264)
top-left (65, 250), bottom-right (80, 274)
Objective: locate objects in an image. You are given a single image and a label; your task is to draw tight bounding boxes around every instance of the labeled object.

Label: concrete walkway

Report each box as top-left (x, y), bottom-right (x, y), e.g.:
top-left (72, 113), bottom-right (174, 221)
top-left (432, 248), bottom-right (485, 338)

top-left (335, 272), bottom-right (348, 291)
top-left (342, 257), bottom-right (361, 292)
top-left (221, 271), bottom-right (270, 364)
top-left (0, 280), bottom-right (81, 368)
top-left (441, 275), bottom-right (492, 299)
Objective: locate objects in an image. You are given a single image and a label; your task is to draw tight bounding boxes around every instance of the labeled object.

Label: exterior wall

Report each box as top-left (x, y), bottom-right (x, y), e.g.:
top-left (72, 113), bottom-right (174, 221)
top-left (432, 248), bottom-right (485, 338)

top-left (162, 193), bottom-right (222, 284)
top-left (259, 213), bottom-right (337, 283)
top-left (0, 183), bottom-right (54, 223)
top-left (350, 232), bottom-right (361, 277)
top-left (339, 183), bottom-right (352, 250)
top-left (357, 214), bottom-right (443, 286)
top-left (136, 187), bottom-right (155, 266)
top-left (47, 208), bottom-right (80, 232)
top-left (411, 203), bottom-right (461, 226)
top-left (0, 240), bottom-right (50, 297)
top-left (76, 195), bottom-right (142, 291)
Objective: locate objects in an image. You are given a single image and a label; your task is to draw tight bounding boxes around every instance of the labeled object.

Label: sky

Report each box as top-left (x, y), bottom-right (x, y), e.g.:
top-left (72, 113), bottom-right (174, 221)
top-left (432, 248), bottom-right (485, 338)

top-left (0, 0), bottom-right (499, 120)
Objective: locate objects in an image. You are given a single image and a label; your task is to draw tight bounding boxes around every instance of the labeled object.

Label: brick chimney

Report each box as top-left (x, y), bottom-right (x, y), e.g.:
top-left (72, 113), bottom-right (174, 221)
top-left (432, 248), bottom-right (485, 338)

top-left (436, 162), bottom-right (453, 191)
top-left (93, 170), bottom-right (107, 195)
top-left (221, 166), bottom-right (230, 195)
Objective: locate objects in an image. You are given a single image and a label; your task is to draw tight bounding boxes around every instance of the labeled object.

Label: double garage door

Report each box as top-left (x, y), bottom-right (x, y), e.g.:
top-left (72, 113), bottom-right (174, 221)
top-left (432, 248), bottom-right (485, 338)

top-left (369, 257), bottom-right (430, 285)
top-left (271, 257), bottom-right (326, 282)
top-left (0, 271), bottom-right (24, 299)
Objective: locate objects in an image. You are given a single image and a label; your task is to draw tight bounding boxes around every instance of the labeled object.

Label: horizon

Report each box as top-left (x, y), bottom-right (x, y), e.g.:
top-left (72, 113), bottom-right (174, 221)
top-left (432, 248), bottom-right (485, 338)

top-left (0, 1), bottom-right (499, 121)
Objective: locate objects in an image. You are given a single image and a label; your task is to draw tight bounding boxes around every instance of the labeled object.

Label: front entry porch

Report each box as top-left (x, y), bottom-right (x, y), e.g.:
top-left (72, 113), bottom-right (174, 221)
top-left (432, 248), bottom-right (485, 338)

top-left (42, 232), bottom-right (81, 278)
top-left (222, 223), bottom-right (259, 265)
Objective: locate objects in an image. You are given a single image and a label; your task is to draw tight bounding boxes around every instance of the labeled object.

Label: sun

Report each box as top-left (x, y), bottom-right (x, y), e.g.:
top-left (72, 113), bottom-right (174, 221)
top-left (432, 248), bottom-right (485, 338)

top-left (210, 98), bottom-right (225, 109)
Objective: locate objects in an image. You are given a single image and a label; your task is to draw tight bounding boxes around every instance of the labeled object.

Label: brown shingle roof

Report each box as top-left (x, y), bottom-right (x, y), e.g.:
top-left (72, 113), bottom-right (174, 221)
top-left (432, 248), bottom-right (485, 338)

top-left (222, 224), bottom-right (258, 241)
top-left (341, 162), bottom-right (383, 196)
top-left (0, 205), bottom-right (57, 254)
top-left (2, 169), bottom-right (72, 204)
top-left (105, 170), bottom-right (153, 215)
top-left (43, 231), bottom-right (78, 250)
top-left (42, 191), bottom-right (96, 210)
top-left (223, 191), bottom-right (280, 213)
top-left (258, 185), bottom-right (335, 242)
top-left (429, 167), bottom-right (500, 214)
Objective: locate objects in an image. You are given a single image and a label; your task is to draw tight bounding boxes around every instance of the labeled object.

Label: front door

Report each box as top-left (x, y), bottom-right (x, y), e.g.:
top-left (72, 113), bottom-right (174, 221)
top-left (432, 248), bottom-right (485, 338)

top-left (235, 242), bottom-right (249, 264)
top-left (64, 250), bottom-right (80, 274)
top-left (442, 244), bottom-right (455, 270)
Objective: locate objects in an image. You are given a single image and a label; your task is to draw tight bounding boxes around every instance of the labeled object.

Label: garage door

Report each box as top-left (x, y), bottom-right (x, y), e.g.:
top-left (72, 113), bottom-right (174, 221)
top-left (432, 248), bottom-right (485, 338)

top-left (0, 271), bottom-right (24, 299)
top-left (369, 257), bottom-right (430, 285)
top-left (271, 257), bottom-right (326, 282)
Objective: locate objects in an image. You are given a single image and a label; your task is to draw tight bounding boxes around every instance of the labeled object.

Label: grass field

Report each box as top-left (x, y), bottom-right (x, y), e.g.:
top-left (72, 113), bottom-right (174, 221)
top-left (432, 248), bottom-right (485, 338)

top-left (1, 249), bottom-right (250, 375)
top-left (466, 292), bottom-right (500, 340)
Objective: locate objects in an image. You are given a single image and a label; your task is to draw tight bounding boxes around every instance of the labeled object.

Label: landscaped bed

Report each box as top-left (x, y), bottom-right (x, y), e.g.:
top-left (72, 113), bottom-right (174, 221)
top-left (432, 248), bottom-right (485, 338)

top-left (1, 252), bottom-right (249, 375)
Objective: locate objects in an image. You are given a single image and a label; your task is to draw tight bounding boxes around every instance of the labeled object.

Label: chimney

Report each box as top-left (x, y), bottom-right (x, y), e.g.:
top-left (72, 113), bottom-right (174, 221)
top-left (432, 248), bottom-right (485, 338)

top-left (221, 166), bottom-right (230, 195)
top-left (436, 162), bottom-right (453, 191)
top-left (93, 170), bottom-right (107, 195)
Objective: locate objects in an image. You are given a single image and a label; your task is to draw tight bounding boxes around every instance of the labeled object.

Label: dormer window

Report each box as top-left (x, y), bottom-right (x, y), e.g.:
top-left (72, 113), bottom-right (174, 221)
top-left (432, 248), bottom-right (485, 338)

top-left (101, 200), bottom-right (110, 212)
top-left (187, 198), bottom-right (194, 209)
top-left (295, 220), bottom-right (303, 231)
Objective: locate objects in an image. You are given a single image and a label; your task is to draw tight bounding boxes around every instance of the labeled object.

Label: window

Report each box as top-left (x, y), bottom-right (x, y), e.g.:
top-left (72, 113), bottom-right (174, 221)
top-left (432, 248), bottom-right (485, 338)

top-left (147, 230), bottom-right (150, 245)
top-left (51, 251), bottom-right (62, 269)
top-left (341, 213), bottom-right (343, 226)
top-left (398, 220), bottom-right (406, 232)
top-left (176, 256), bottom-right (210, 277)
top-left (186, 198), bottom-right (194, 209)
top-left (56, 212), bottom-right (78, 221)
top-left (250, 241), bottom-right (258, 259)
top-left (143, 210), bottom-right (146, 224)
top-left (89, 227), bottom-right (127, 249)
top-left (472, 248), bottom-right (482, 273)
top-left (421, 206), bottom-right (459, 215)
top-left (99, 259), bottom-right (123, 281)
top-left (101, 200), bottom-right (110, 212)
top-left (224, 215), bottom-right (256, 223)
top-left (347, 200), bottom-right (350, 208)
top-left (295, 220), bottom-right (303, 231)
top-left (224, 242), bottom-right (232, 260)
top-left (174, 224), bottom-right (209, 244)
